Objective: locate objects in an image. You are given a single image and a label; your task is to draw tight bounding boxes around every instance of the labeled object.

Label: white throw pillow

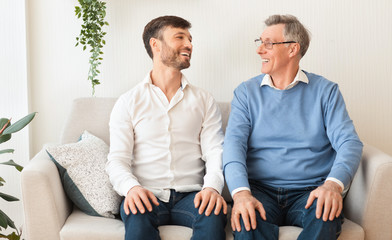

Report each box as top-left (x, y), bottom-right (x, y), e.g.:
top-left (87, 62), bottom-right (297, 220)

top-left (46, 131), bottom-right (122, 218)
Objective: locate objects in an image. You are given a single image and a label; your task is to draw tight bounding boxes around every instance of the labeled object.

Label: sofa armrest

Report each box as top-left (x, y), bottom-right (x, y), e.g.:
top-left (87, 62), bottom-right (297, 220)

top-left (21, 148), bottom-right (73, 240)
top-left (344, 144), bottom-right (392, 240)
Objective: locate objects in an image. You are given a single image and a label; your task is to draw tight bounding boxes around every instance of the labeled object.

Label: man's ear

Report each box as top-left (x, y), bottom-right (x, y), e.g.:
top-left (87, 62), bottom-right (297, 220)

top-left (150, 38), bottom-right (160, 55)
top-left (289, 43), bottom-right (300, 58)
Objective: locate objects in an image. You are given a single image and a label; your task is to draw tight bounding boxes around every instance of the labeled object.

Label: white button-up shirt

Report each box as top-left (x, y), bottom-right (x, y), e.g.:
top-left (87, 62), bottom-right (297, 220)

top-left (106, 73), bottom-right (224, 202)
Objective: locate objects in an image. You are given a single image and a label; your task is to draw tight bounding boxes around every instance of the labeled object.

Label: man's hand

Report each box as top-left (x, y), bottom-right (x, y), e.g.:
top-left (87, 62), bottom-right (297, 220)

top-left (231, 190), bottom-right (266, 232)
top-left (123, 186), bottom-right (160, 215)
top-left (305, 181), bottom-right (343, 221)
top-left (194, 187), bottom-right (228, 216)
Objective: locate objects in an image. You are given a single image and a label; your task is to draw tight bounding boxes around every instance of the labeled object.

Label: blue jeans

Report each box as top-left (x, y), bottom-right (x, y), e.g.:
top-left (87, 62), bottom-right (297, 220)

top-left (120, 190), bottom-right (227, 240)
top-left (234, 180), bottom-right (343, 240)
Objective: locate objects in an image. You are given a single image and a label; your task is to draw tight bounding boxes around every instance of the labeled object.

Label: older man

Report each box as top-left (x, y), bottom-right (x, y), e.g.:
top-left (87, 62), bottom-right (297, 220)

top-left (223, 14), bottom-right (363, 239)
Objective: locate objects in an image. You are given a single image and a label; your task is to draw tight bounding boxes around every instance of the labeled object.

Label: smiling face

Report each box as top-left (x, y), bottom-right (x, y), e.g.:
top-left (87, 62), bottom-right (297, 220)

top-left (257, 24), bottom-right (293, 77)
top-left (158, 26), bottom-right (193, 70)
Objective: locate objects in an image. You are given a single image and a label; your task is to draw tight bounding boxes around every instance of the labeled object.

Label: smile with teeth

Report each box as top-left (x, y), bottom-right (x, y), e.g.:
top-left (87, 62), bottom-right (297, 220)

top-left (261, 59), bottom-right (269, 63)
top-left (180, 52), bottom-right (190, 57)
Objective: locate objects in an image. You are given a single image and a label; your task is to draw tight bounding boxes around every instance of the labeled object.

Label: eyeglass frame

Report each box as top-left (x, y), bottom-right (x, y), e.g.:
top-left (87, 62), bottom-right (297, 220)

top-left (254, 38), bottom-right (296, 49)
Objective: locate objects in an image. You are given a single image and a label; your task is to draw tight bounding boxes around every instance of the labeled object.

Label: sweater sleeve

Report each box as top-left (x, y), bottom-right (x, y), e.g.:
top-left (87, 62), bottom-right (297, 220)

top-left (324, 84), bottom-right (363, 189)
top-left (223, 83), bottom-right (252, 195)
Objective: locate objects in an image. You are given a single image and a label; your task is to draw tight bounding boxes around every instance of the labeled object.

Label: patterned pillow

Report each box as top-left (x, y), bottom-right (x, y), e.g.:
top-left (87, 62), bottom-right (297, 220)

top-left (46, 131), bottom-right (122, 218)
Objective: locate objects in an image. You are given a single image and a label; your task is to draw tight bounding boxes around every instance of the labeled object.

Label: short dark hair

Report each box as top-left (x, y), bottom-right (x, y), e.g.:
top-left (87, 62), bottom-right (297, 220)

top-left (143, 16), bottom-right (191, 59)
top-left (265, 14), bottom-right (311, 58)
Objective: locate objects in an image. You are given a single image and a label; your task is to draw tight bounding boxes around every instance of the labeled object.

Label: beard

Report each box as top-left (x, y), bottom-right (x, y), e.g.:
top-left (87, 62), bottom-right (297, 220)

top-left (160, 40), bottom-right (191, 70)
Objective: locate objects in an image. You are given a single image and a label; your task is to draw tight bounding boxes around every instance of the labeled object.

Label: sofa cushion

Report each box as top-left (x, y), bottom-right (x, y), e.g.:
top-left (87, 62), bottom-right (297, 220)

top-left (60, 208), bottom-right (363, 240)
top-left (46, 131), bottom-right (122, 218)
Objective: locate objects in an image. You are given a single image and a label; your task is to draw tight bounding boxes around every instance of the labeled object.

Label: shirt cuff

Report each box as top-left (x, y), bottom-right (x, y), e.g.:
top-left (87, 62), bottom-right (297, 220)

top-left (203, 173), bottom-right (224, 194)
top-left (119, 180), bottom-right (141, 197)
top-left (231, 187), bottom-right (251, 197)
top-left (326, 177), bottom-right (344, 193)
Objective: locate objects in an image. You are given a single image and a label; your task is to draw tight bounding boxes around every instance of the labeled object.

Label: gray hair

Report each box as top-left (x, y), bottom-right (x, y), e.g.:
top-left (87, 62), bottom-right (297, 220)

top-left (265, 15), bottom-right (311, 58)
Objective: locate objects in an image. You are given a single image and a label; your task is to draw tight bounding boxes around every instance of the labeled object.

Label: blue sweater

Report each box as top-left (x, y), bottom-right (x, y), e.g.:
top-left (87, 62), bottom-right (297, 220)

top-left (223, 71), bottom-right (363, 194)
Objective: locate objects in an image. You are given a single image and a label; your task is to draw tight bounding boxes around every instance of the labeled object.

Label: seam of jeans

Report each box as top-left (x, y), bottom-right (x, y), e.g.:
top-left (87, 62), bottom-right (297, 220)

top-left (172, 209), bottom-right (198, 229)
top-left (171, 209), bottom-right (197, 220)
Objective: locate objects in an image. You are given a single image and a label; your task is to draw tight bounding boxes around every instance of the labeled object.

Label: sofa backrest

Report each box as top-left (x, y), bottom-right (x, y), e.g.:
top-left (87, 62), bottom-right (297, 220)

top-left (61, 98), bottom-right (116, 144)
top-left (61, 97), bottom-right (231, 145)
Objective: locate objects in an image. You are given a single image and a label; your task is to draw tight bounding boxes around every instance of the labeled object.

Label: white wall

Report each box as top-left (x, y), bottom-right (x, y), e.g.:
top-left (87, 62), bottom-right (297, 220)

top-left (0, 0), bottom-right (29, 234)
top-left (28, 0), bottom-right (392, 157)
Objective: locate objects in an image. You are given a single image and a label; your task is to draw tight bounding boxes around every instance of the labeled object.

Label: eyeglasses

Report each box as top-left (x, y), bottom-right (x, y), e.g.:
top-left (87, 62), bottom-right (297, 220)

top-left (254, 38), bottom-right (296, 49)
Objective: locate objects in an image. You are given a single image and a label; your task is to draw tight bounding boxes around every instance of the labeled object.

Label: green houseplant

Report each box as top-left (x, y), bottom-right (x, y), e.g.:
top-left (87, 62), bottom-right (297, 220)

top-left (75, 0), bottom-right (109, 96)
top-left (0, 113), bottom-right (36, 240)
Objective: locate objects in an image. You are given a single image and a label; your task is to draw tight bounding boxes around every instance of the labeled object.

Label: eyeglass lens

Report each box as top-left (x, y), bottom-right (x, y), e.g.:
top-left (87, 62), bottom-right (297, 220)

top-left (255, 39), bottom-right (272, 49)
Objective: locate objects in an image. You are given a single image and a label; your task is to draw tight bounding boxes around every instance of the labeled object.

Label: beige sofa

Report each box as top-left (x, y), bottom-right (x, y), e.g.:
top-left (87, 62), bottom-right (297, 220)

top-left (21, 97), bottom-right (392, 240)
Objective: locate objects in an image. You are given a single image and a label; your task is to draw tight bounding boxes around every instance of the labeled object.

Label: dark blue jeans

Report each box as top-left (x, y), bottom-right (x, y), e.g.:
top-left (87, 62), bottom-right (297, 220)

top-left (120, 190), bottom-right (227, 240)
top-left (234, 180), bottom-right (343, 240)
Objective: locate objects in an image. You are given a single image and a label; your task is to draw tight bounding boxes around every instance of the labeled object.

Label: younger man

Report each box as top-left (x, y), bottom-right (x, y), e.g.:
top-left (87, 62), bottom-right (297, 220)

top-left (106, 16), bottom-right (227, 240)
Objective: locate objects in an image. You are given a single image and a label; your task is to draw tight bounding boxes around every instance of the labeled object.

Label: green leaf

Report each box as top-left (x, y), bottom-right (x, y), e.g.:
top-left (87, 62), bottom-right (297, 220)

top-left (0, 160), bottom-right (23, 172)
top-left (0, 118), bottom-right (11, 135)
top-left (3, 112), bottom-right (36, 135)
top-left (10, 232), bottom-right (21, 240)
top-left (0, 149), bottom-right (14, 155)
top-left (0, 209), bottom-right (17, 230)
top-left (0, 192), bottom-right (19, 202)
top-left (0, 212), bottom-right (7, 228)
top-left (0, 118), bottom-right (10, 129)
top-left (0, 134), bottom-right (11, 144)
top-left (0, 232), bottom-right (21, 240)
top-left (0, 177), bottom-right (5, 186)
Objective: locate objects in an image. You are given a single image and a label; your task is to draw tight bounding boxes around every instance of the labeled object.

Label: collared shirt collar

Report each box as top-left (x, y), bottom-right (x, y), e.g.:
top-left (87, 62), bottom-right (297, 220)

top-left (260, 68), bottom-right (309, 90)
top-left (143, 71), bottom-right (189, 90)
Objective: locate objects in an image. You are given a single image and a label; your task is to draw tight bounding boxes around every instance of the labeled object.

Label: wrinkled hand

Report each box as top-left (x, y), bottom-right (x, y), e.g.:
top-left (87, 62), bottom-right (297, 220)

top-left (231, 190), bottom-right (266, 232)
top-left (123, 186), bottom-right (160, 215)
top-left (194, 187), bottom-right (227, 216)
top-left (305, 181), bottom-right (343, 221)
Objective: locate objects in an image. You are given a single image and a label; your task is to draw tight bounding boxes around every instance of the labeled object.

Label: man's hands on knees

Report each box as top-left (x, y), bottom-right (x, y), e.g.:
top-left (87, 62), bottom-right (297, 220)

top-left (231, 190), bottom-right (266, 232)
top-left (124, 186), bottom-right (160, 215)
top-left (305, 181), bottom-right (343, 222)
top-left (194, 187), bottom-right (227, 216)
